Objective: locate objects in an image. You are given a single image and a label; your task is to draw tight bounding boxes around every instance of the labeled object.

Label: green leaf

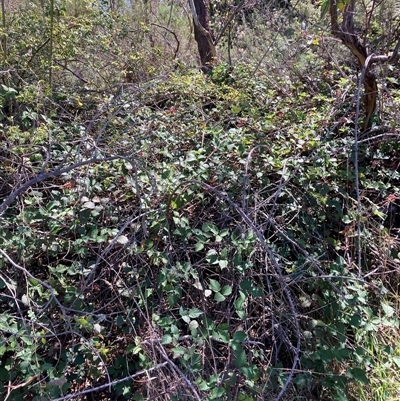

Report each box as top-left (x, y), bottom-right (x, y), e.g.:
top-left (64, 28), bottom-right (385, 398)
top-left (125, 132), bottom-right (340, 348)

top-left (211, 387), bottom-right (226, 398)
top-left (235, 291), bottom-right (246, 310)
top-left (220, 247), bottom-right (228, 259)
top-left (318, 348), bottom-right (334, 362)
top-left (82, 201), bottom-right (96, 209)
top-left (0, 84), bottom-right (17, 97)
top-left (238, 394), bottom-right (254, 401)
top-left (206, 249), bottom-right (219, 264)
top-left (0, 344), bottom-right (7, 357)
top-left (74, 353), bottom-right (85, 365)
top-left (349, 313), bottom-right (361, 328)
top-left (392, 356), bottom-right (400, 368)
top-left (171, 346), bottom-right (186, 358)
top-left (220, 285), bottom-right (232, 296)
top-left (209, 278), bottom-right (221, 292)
top-left (240, 365), bottom-right (260, 381)
top-left (231, 105), bottom-right (241, 114)
top-left (381, 302), bottom-right (395, 317)
top-left (373, 209), bottom-right (387, 220)
top-left (188, 308), bottom-right (203, 318)
top-left (342, 215), bottom-right (353, 224)
top-left (0, 366), bottom-right (8, 381)
top-left (179, 307), bottom-right (190, 323)
top-left (28, 278), bottom-right (39, 286)
top-left (161, 334), bottom-right (173, 344)
top-left (233, 253), bottom-right (242, 266)
top-left (202, 222), bottom-right (218, 234)
top-left (197, 378), bottom-right (211, 391)
top-left (75, 317), bottom-right (93, 331)
top-left (218, 259), bottom-right (229, 269)
top-left (122, 386), bottom-right (131, 396)
top-left (195, 242), bottom-right (204, 251)
top-left (214, 292), bottom-right (226, 302)
top-left (346, 367), bottom-right (369, 384)
top-left (293, 373), bottom-right (311, 387)
top-left (0, 317), bottom-right (14, 332)
top-left (233, 331), bottom-right (247, 343)
top-left (240, 279), bottom-right (263, 297)
top-left (181, 315), bottom-right (190, 324)
top-left (127, 344), bottom-right (142, 355)
top-left (320, 0), bottom-right (330, 18)
top-left (21, 336), bottom-right (33, 346)
top-left (322, 375), bottom-right (347, 389)
top-left (234, 348), bottom-right (247, 368)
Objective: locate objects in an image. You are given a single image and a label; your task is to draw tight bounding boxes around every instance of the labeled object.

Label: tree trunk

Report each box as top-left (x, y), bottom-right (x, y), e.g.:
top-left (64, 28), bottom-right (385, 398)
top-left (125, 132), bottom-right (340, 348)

top-left (189, 0), bottom-right (217, 70)
top-left (330, 0), bottom-right (377, 130)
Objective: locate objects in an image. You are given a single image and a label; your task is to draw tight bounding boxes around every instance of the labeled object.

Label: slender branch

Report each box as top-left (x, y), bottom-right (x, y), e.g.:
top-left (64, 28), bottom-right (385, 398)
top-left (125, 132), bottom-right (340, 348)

top-left (49, 362), bottom-right (168, 401)
top-left (0, 249), bottom-right (72, 330)
top-left (214, 0), bottom-right (247, 45)
top-left (53, 59), bottom-right (89, 84)
top-left (353, 54), bottom-right (374, 274)
top-left (169, 179), bottom-right (301, 401)
top-left (156, 343), bottom-right (202, 401)
top-left (366, 37), bottom-right (400, 65)
top-left (27, 38), bottom-right (50, 66)
top-left (150, 23), bottom-right (180, 58)
top-left (0, 155), bottom-right (127, 217)
top-left (374, 37), bottom-right (400, 64)
top-left (5, 376), bottom-right (38, 401)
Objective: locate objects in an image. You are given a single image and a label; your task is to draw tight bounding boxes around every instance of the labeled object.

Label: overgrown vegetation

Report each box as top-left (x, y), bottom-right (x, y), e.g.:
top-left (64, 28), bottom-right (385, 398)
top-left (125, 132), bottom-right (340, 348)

top-left (1, 1), bottom-right (400, 401)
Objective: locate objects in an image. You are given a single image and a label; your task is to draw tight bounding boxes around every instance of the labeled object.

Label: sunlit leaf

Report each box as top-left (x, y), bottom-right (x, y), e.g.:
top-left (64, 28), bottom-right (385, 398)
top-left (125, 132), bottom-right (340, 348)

top-left (214, 292), bottom-right (226, 302)
top-left (320, 0), bottom-right (330, 18)
top-left (220, 285), bottom-right (232, 296)
top-left (209, 278), bottom-right (221, 292)
top-left (188, 308), bottom-right (203, 318)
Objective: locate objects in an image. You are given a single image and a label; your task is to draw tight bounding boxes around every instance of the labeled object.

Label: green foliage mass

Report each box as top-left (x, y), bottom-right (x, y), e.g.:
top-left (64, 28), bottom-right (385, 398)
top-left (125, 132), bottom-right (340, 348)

top-left (1, 1), bottom-right (400, 401)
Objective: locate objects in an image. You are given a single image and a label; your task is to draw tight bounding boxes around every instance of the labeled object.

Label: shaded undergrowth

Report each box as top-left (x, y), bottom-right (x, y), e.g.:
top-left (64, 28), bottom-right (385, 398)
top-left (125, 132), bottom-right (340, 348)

top-left (1, 62), bottom-right (400, 401)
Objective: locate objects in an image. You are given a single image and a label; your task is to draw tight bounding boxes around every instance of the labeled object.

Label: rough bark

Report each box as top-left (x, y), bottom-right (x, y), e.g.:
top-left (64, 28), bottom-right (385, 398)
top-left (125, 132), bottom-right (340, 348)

top-left (330, 0), bottom-right (377, 130)
top-left (189, 0), bottom-right (217, 69)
